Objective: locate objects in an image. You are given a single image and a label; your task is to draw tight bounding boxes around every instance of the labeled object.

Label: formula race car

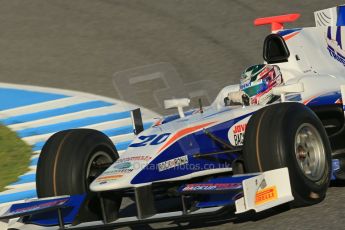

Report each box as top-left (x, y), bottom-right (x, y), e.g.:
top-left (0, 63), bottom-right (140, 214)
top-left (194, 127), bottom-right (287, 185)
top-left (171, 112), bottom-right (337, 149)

top-left (3, 5), bottom-right (345, 230)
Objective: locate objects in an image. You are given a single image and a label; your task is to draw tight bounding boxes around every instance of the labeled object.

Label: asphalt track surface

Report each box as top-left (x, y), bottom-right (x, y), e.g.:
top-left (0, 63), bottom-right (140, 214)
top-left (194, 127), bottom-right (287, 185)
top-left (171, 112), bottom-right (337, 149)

top-left (1, 0), bottom-right (345, 229)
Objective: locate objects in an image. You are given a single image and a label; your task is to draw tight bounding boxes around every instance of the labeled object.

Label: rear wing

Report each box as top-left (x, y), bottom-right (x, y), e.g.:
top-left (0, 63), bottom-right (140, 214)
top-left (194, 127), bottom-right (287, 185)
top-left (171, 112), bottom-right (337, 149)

top-left (254, 5), bottom-right (345, 31)
top-left (314, 5), bottom-right (345, 27)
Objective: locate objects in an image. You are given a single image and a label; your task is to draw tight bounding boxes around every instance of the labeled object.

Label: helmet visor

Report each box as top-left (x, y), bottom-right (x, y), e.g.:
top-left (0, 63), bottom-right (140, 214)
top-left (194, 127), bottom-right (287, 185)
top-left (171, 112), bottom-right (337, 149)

top-left (242, 81), bottom-right (268, 97)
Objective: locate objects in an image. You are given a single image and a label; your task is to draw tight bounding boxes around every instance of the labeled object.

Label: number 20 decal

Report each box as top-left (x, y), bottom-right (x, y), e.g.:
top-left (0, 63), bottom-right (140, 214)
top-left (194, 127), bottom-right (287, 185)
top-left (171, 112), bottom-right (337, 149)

top-left (129, 133), bottom-right (171, 147)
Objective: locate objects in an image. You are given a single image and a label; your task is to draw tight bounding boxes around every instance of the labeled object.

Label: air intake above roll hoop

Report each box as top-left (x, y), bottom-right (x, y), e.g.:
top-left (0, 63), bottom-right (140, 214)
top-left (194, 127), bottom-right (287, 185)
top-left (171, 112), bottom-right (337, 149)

top-left (254, 14), bottom-right (300, 33)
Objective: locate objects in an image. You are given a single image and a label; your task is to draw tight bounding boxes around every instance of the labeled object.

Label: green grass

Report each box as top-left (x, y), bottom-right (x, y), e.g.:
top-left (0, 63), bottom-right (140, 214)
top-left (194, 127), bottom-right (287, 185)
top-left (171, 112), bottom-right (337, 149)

top-left (0, 125), bottom-right (32, 192)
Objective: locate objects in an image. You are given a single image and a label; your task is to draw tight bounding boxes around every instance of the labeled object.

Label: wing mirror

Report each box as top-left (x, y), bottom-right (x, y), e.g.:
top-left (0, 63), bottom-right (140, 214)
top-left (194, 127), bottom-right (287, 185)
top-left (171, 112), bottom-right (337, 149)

top-left (272, 82), bottom-right (304, 102)
top-left (164, 98), bottom-right (190, 118)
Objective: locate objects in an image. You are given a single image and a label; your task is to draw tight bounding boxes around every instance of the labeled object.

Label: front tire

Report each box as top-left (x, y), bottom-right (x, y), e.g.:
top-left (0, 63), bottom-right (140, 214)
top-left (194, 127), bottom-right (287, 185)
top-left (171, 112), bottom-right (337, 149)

top-left (36, 129), bottom-right (121, 222)
top-left (36, 129), bottom-right (118, 196)
top-left (243, 103), bottom-right (331, 206)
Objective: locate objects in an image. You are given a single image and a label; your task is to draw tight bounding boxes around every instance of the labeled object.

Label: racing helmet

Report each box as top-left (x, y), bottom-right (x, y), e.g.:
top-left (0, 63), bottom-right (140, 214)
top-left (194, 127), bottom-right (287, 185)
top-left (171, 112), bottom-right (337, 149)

top-left (240, 64), bottom-right (283, 105)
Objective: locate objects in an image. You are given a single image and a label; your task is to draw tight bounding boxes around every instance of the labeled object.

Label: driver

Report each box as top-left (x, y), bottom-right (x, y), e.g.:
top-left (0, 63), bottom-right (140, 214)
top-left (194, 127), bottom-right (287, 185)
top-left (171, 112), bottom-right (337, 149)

top-left (225, 64), bottom-right (283, 106)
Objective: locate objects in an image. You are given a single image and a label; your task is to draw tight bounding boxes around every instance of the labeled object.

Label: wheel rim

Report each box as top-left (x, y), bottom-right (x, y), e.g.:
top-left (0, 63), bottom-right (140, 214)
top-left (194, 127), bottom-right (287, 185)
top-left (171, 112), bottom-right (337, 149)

top-left (294, 123), bottom-right (326, 181)
top-left (86, 151), bottom-right (114, 186)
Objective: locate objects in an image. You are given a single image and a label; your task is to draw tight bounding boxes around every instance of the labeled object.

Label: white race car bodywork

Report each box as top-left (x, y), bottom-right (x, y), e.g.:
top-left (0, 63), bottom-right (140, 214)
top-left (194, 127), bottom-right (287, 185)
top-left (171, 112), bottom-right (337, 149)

top-left (90, 104), bottom-right (261, 191)
top-left (90, 5), bottom-right (345, 192)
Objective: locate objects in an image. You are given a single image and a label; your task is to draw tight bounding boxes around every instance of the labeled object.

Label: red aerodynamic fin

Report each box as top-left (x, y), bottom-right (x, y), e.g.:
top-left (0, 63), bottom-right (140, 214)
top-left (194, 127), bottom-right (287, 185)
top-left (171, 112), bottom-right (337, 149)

top-left (254, 13), bottom-right (300, 33)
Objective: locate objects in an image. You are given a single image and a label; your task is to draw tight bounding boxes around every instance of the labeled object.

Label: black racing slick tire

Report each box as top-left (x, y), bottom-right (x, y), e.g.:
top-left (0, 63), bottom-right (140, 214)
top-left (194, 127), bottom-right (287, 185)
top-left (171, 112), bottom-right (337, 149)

top-left (36, 129), bottom-right (118, 196)
top-left (36, 129), bottom-right (121, 222)
top-left (243, 102), bottom-right (331, 206)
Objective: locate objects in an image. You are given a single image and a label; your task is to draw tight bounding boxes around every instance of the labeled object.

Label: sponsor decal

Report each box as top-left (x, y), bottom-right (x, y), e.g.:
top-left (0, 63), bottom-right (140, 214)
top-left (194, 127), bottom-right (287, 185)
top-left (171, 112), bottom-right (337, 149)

top-left (158, 155), bottom-right (188, 172)
top-left (102, 168), bottom-right (133, 176)
top-left (233, 124), bottom-right (247, 134)
top-left (183, 183), bottom-right (242, 192)
top-left (114, 162), bottom-right (132, 169)
top-left (114, 168), bottom-right (133, 173)
top-left (97, 157), bottom-right (146, 181)
top-left (240, 79), bottom-right (264, 91)
top-left (98, 164), bottom-right (134, 181)
top-left (129, 133), bottom-right (171, 147)
top-left (8, 198), bottom-right (69, 215)
top-left (117, 156), bottom-right (152, 163)
top-left (228, 117), bottom-right (250, 146)
top-left (328, 46), bottom-right (345, 66)
top-left (255, 186), bottom-right (278, 205)
top-left (240, 82), bottom-right (251, 90)
top-left (96, 174), bottom-right (123, 182)
top-left (326, 27), bottom-right (345, 66)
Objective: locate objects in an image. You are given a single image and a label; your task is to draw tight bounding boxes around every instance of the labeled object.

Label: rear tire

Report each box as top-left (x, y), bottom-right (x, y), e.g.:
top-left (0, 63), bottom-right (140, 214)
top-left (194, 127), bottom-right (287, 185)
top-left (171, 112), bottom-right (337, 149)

top-left (243, 103), bottom-right (331, 206)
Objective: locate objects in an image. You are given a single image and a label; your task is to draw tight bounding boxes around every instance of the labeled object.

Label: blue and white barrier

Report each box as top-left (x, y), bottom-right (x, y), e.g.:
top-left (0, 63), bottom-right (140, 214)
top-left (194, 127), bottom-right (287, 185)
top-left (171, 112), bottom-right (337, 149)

top-left (0, 83), bottom-right (159, 206)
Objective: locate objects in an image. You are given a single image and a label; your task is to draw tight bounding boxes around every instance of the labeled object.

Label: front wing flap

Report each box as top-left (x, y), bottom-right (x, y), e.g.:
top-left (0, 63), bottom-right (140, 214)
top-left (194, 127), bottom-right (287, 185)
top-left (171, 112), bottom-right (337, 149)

top-left (235, 167), bottom-right (294, 213)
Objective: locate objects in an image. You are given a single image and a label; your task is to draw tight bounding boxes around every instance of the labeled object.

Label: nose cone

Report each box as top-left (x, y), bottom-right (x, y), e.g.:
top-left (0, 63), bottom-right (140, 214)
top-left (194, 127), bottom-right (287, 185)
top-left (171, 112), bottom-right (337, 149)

top-left (90, 156), bottom-right (152, 192)
top-left (90, 174), bottom-right (132, 192)
top-left (90, 119), bottom-right (185, 192)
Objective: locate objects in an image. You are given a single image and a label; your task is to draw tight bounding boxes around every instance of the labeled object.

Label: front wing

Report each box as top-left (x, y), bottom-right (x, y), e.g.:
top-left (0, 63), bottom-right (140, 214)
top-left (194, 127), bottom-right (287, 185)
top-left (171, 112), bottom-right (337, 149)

top-left (0, 168), bottom-right (293, 230)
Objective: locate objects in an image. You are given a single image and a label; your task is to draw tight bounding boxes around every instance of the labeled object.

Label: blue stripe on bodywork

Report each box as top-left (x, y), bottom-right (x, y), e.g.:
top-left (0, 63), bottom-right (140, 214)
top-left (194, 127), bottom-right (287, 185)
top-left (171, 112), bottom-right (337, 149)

top-left (18, 111), bottom-right (131, 138)
top-left (0, 189), bottom-right (37, 204)
top-left (0, 88), bottom-right (68, 110)
top-left (327, 27), bottom-right (332, 40)
top-left (1, 101), bottom-right (113, 125)
top-left (336, 26), bottom-right (342, 49)
top-left (337, 6), bottom-right (345, 26)
top-left (196, 199), bottom-right (235, 208)
top-left (203, 108), bottom-right (231, 119)
top-left (278, 28), bottom-right (301, 37)
top-left (160, 110), bottom-right (196, 124)
top-left (305, 91), bottom-right (342, 106)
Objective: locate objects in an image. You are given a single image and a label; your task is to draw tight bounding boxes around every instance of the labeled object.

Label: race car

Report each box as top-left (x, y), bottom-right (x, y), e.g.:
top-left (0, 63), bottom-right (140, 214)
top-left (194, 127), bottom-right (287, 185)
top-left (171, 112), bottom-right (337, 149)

top-left (2, 5), bottom-right (345, 230)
